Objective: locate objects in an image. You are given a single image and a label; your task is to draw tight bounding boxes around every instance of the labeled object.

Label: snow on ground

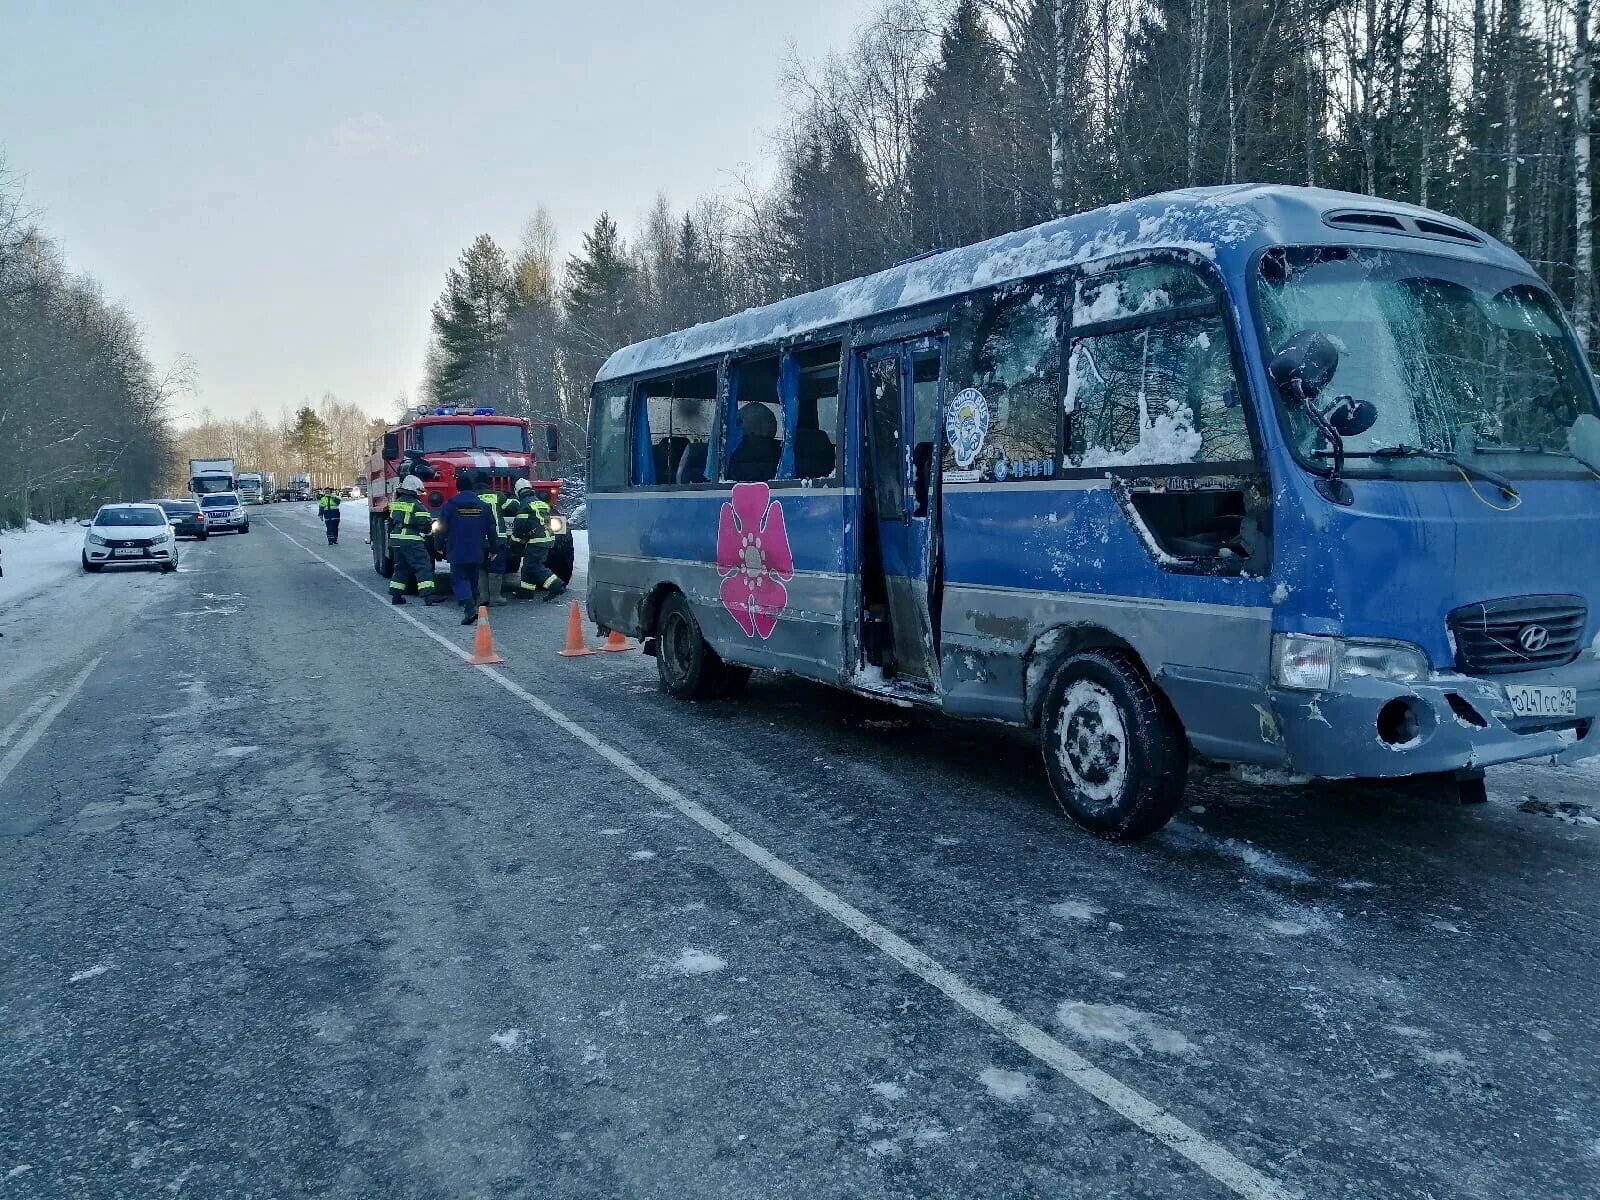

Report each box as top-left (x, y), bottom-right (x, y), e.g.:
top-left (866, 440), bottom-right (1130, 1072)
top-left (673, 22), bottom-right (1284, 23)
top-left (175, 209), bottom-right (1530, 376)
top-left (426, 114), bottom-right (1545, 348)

top-left (489, 1028), bottom-right (523, 1051)
top-left (669, 949), bottom-right (726, 976)
top-left (0, 520), bottom-right (85, 609)
top-left (1056, 1001), bottom-right (1194, 1055)
top-left (977, 1067), bottom-right (1033, 1103)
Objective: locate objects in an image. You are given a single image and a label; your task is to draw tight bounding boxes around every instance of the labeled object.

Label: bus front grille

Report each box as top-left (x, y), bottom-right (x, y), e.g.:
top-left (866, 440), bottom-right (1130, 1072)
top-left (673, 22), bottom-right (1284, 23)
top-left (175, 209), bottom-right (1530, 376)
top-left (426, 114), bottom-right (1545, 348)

top-left (1447, 595), bottom-right (1587, 675)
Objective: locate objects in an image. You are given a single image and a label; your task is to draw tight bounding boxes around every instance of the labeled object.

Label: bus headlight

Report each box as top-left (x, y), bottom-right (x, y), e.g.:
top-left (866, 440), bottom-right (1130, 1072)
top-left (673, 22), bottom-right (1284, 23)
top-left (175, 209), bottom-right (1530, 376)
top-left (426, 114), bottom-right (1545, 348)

top-left (547, 515), bottom-right (566, 535)
top-left (1272, 634), bottom-right (1431, 691)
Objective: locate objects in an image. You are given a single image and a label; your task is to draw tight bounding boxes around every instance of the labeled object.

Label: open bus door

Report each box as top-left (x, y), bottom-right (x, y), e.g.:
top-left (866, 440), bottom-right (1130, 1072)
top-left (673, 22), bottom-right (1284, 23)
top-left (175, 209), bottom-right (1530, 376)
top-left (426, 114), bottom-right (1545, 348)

top-left (856, 336), bottom-right (944, 687)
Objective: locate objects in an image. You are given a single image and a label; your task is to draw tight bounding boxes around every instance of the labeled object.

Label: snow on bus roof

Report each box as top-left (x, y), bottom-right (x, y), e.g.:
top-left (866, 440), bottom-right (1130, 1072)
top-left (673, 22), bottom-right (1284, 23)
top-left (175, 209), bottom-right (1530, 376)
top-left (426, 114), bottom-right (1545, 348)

top-left (596, 184), bottom-right (1521, 384)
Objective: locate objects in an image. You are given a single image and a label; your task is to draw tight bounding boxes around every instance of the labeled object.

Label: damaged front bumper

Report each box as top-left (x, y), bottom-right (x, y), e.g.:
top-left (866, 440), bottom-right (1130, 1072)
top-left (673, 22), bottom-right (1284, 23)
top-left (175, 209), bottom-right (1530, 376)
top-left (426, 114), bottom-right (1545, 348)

top-left (1271, 656), bottom-right (1600, 779)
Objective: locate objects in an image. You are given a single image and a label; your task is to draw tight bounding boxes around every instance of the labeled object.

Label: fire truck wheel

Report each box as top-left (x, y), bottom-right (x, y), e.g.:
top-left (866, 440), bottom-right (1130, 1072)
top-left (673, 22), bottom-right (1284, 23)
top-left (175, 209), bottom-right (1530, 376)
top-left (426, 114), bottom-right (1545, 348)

top-left (371, 517), bottom-right (393, 578)
top-left (547, 533), bottom-right (575, 585)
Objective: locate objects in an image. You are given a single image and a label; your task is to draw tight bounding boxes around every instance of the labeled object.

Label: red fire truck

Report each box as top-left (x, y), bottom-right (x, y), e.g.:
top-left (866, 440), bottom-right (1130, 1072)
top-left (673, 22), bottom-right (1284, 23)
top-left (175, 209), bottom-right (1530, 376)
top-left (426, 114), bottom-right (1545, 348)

top-left (368, 405), bottom-right (575, 584)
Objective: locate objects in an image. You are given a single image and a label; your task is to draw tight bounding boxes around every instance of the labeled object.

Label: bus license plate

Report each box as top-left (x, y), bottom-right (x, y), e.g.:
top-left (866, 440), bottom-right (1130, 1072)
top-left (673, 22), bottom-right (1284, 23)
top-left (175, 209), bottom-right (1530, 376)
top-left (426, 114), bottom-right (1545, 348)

top-left (1505, 685), bottom-right (1577, 719)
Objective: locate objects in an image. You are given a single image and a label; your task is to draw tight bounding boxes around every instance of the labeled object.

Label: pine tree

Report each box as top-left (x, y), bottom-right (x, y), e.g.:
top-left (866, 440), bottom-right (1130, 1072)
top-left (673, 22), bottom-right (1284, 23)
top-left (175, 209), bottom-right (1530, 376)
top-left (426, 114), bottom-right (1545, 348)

top-left (775, 119), bottom-right (886, 292)
top-left (285, 406), bottom-right (334, 478)
top-left (675, 215), bottom-right (728, 329)
top-left (562, 214), bottom-right (639, 397)
top-left (907, 0), bottom-right (1012, 251)
top-left (430, 234), bottom-right (517, 409)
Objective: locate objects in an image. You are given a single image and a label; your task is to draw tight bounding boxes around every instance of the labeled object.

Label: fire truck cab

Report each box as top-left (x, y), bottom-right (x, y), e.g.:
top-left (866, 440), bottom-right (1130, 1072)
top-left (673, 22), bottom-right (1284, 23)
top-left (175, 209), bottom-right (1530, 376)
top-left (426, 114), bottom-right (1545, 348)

top-left (368, 405), bottom-right (575, 584)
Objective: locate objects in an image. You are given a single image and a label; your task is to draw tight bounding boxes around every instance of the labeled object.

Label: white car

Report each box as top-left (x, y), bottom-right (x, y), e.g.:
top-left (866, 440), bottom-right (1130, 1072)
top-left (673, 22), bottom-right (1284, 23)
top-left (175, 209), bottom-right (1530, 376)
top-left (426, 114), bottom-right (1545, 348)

top-left (81, 503), bottom-right (179, 573)
top-left (198, 491), bottom-right (250, 534)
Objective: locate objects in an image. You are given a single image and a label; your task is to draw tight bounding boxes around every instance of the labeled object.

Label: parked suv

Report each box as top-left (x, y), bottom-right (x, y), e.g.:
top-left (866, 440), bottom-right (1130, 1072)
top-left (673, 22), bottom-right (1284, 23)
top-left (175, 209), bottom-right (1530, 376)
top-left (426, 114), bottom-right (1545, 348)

top-left (199, 491), bottom-right (250, 534)
top-left (153, 497), bottom-right (208, 540)
top-left (82, 503), bottom-right (178, 572)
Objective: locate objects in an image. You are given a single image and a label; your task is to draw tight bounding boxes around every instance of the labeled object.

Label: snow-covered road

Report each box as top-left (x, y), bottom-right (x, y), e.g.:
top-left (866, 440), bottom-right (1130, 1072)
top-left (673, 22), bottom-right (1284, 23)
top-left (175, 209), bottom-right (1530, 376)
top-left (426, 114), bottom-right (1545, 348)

top-left (0, 502), bottom-right (1596, 1199)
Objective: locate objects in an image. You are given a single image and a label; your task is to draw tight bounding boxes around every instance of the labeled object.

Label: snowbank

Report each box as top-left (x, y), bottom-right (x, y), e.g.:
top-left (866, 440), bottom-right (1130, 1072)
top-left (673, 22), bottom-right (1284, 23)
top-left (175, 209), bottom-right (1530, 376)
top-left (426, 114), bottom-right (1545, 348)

top-left (0, 521), bottom-right (85, 610)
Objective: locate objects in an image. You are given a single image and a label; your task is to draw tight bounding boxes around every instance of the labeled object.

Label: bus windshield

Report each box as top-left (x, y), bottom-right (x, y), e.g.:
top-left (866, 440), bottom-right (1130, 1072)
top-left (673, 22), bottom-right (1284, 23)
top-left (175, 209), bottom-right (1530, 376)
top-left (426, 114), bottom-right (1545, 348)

top-left (1256, 247), bottom-right (1600, 478)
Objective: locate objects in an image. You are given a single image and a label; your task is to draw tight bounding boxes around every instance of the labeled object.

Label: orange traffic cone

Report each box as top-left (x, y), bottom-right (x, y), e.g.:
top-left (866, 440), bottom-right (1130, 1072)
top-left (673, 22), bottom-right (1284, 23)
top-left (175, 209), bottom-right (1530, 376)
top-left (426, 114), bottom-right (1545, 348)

top-left (599, 629), bottom-right (632, 653)
top-left (469, 606), bottom-right (504, 665)
top-left (557, 600), bottom-right (592, 658)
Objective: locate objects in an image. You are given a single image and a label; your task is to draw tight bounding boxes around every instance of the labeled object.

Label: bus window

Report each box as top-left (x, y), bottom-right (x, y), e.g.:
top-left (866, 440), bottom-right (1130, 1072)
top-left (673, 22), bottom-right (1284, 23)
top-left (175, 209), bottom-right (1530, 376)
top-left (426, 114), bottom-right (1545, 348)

top-left (946, 280), bottom-right (1062, 482)
top-left (1066, 262), bottom-right (1251, 468)
top-left (591, 382), bottom-right (630, 490)
top-left (638, 367), bottom-right (717, 485)
top-left (793, 343), bottom-right (840, 480)
top-left (725, 356), bottom-right (783, 482)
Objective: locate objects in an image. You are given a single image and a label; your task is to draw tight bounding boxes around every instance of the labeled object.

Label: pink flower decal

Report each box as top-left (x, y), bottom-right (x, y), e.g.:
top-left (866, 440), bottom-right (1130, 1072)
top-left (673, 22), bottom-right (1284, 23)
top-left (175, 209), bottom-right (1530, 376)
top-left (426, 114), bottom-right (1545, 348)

top-left (716, 482), bottom-right (794, 639)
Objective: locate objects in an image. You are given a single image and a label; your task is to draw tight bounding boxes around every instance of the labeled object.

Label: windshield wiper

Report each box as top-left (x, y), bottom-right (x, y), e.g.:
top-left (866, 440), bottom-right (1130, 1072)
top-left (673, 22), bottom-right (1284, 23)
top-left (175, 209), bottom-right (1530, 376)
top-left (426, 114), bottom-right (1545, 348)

top-left (1325, 444), bottom-right (1521, 502)
top-left (1470, 437), bottom-right (1600, 474)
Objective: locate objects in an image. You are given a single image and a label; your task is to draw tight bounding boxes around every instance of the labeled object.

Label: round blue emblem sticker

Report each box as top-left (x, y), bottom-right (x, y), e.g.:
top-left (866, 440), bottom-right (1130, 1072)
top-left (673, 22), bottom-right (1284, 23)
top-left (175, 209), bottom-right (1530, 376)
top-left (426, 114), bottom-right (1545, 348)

top-left (945, 388), bottom-right (990, 470)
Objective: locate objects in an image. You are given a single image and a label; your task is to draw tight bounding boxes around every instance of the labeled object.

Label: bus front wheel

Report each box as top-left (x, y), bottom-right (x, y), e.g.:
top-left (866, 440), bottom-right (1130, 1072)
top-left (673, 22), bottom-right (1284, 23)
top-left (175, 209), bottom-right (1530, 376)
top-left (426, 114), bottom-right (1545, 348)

top-left (656, 593), bottom-right (733, 701)
top-left (1040, 649), bottom-right (1187, 841)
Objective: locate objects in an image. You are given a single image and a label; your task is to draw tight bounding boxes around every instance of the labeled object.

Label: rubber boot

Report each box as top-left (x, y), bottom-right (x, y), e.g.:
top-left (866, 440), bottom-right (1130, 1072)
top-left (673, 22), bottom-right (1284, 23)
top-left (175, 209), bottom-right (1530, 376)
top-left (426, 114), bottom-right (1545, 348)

top-left (542, 578), bottom-right (569, 603)
top-left (461, 602), bottom-right (478, 626)
top-left (390, 592), bottom-right (406, 606)
top-left (423, 590), bottom-right (444, 607)
top-left (488, 573), bottom-right (509, 606)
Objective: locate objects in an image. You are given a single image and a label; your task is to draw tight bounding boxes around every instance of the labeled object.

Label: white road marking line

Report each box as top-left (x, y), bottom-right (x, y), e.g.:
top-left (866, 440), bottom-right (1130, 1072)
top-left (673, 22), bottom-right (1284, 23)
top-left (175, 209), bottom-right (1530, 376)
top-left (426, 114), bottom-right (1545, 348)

top-left (0, 694), bottom-right (56, 753)
top-left (266, 518), bottom-right (1296, 1200)
top-left (0, 657), bottom-right (103, 796)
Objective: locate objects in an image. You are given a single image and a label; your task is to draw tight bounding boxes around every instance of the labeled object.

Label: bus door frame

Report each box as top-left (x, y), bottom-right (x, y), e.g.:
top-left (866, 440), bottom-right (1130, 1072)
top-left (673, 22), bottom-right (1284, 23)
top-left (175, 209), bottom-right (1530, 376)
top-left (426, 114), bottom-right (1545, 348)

top-left (853, 333), bottom-right (946, 688)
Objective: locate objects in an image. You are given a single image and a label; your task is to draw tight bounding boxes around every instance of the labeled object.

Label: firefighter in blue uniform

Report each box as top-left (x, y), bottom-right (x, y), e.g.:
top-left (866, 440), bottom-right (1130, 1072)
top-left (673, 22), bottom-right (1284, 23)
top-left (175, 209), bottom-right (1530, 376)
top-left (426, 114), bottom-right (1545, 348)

top-left (387, 475), bottom-right (443, 606)
top-left (509, 478), bottom-right (567, 601)
top-left (437, 469), bottom-right (500, 624)
top-left (317, 488), bottom-right (341, 544)
top-left (475, 477), bottom-right (513, 606)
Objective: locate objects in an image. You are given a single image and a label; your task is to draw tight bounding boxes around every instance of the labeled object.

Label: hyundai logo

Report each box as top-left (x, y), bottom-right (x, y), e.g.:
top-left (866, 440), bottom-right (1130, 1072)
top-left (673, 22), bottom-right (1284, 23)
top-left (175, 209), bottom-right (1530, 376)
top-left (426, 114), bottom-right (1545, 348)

top-left (1518, 624), bottom-right (1551, 653)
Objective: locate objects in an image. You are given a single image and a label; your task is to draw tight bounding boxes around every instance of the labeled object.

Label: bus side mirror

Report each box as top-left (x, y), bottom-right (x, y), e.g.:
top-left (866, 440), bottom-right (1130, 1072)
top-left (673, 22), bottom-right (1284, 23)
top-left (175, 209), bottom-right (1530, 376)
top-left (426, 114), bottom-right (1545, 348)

top-left (1269, 330), bottom-right (1339, 402)
top-left (1325, 395), bottom-right (1377, 438)
top-left (382, 432), bottom-right (400, 462)
top-left (545, 426), bottom-right (560, 461)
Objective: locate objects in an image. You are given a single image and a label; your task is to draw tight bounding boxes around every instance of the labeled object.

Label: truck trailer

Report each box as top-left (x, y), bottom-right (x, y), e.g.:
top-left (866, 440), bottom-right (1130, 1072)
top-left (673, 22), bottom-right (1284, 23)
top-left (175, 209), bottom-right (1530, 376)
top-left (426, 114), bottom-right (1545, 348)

top-left (188, 458), bottom-right (237, 496)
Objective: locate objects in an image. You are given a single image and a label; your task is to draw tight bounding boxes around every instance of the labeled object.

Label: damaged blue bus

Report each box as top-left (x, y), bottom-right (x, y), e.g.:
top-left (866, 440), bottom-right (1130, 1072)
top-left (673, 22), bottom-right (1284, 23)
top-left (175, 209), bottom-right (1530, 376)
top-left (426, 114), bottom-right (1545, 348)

top-left (585, 184), bottom-right (1600, 839)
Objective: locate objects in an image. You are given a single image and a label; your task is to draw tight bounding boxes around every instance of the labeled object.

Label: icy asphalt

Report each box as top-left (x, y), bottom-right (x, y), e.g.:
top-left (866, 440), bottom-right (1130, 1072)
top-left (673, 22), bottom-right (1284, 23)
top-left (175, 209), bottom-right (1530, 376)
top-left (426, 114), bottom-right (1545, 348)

top-left (1, 503), bottom-right (1597, 1200)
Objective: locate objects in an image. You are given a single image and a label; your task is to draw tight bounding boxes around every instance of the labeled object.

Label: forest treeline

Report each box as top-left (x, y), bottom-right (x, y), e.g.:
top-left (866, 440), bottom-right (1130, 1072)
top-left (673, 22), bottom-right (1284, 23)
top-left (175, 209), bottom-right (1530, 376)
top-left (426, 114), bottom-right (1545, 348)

top-left (174, 399), bottom-right (386, 493)
top-left (422, 0), bottom-right (1598, 451)
top-left (0, 158), bottom-right (178, 527)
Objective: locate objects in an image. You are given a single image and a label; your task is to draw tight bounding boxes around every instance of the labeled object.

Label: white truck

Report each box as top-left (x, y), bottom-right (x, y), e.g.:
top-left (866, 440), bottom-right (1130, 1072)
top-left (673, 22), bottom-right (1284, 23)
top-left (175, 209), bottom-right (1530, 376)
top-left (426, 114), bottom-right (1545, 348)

top-left (188, 458), bottom-right (237, 496)
top-left (237, 471), bottom-right (271, 504)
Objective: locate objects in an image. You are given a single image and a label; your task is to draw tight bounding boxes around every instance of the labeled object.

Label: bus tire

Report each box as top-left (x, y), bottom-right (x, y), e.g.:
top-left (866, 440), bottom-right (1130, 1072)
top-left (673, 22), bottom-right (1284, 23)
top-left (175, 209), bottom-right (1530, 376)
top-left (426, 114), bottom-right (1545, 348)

top-left (1039, 648), bottom-right (1187, 841)
top-left (656, 592), bottom-right (728, 701)
top-left (547, 533), bottom-right (575, 584)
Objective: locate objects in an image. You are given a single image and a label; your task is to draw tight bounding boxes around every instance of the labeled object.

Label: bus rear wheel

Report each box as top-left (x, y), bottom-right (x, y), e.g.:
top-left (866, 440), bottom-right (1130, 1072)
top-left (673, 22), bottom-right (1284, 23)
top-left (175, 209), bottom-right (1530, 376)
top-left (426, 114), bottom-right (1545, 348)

top-left (656, 593), bottom-right (732, 701)
top-left (1040, 649), bottom-right (1187, 841)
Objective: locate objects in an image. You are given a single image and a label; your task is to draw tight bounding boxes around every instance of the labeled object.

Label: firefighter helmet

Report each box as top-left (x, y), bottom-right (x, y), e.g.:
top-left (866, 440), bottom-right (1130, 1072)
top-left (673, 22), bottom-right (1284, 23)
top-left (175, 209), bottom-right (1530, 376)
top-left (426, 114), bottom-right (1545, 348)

top-left (400, 475), bottom-right (424, 493)
top-left (514, 477), bottom-right (534, 496)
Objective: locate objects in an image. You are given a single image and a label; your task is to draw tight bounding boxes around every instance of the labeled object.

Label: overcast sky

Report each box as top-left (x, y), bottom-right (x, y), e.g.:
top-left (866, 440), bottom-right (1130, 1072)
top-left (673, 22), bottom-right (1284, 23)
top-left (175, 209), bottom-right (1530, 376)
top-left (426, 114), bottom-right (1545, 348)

top-left (1, 0), bottom-right (872, 421)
